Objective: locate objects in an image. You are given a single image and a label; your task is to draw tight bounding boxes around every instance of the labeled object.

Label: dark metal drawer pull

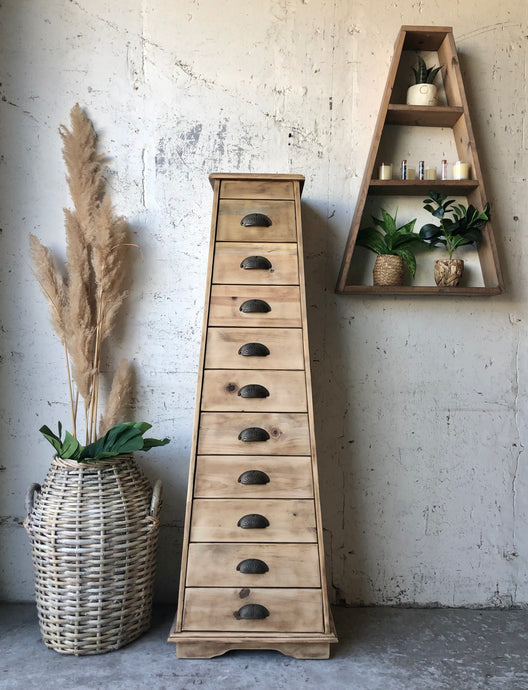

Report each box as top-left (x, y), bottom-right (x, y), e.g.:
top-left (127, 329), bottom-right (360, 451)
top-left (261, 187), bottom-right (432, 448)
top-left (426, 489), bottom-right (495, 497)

top-left (238, 470), bottom-right (270, 485)
top-left (238, 427), bottom-right (270, 442)
top-left (236, 558), bottom-right (269, 574)
top-left (239, 299), bottom-right (271, 313)
top-left (237, 513), bottom-right (270, 529)
top-left (238, 342), bottom-right (270, 357)
top-left (234, 604), bottom-right (270, 620)
top-left (238, 384), bottom-right (270, 399)
top-left (240, 213), bottom-right (272, 227)
top-left (240, 256), bottom-right (272, 270)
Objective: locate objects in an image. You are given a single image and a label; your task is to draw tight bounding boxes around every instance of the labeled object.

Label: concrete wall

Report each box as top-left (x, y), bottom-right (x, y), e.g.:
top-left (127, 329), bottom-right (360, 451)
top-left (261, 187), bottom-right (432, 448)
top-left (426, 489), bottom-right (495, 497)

top-left (1, 0), bottom-right (527, 606)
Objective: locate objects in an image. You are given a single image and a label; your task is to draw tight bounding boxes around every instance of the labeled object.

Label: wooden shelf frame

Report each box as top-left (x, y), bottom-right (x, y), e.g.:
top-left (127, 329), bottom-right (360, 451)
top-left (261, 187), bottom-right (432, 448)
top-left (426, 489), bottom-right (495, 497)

top-left (335, 25), bottom-right (503, 296)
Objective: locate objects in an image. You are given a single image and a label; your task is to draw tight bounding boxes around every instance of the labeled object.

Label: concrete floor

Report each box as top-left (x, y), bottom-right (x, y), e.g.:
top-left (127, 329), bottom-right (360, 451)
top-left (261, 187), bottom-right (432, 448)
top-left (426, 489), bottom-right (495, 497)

top-left (1, 604), bottom-right (527, 690)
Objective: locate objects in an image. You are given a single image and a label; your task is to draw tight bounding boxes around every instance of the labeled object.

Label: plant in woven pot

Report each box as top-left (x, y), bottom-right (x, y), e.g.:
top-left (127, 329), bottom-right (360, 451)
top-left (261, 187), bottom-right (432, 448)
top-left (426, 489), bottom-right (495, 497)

top-left (24, 104), bottom-right (169, 655)
top-left (419, 190), bottom-right (490, 287)
top-left (356, 208), bottom-right (425, 286)
top-left (406, 55), bottom-right (443, 106)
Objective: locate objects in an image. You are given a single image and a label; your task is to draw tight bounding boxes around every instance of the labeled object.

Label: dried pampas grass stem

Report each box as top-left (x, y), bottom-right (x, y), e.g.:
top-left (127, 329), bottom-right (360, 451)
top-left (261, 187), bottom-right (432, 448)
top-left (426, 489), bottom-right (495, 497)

top-left (30, 104), bottom-right (133, 444)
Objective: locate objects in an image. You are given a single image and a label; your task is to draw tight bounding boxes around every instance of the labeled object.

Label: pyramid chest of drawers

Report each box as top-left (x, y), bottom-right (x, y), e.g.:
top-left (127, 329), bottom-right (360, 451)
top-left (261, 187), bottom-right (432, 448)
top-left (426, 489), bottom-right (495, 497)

top-left (169, 173), bottom-right (337, 659)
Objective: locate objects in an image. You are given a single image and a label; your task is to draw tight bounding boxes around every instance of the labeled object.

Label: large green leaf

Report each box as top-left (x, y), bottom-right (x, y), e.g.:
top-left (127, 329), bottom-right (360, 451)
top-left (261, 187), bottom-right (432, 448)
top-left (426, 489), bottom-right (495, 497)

top-left (40, 421), bottom-right (170, 461)
top-left (393, 246), bottom-right (417, 277)
top-left (356, 227), bottom-right (388, 255)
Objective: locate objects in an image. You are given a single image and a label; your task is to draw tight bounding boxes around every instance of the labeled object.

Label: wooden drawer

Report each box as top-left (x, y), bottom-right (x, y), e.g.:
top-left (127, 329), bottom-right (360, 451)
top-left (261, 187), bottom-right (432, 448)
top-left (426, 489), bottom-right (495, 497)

top-left (205, 328), bottom-right (304, 370)
top-left (194, 456), bottom-right (314, 499)
top-left (186, 543), bottom-right (320, 587)
top-left (197, 412), bottom-right (311, 455)
top-left (183, 587), bottom-right (323, 632)
top-left (219, 179), bottom-right (295, 200)
top-left (212, 242), bottom-right (299, 286)
top-left (209, 285), bottom-right (301, 328)
top-left (201, 370), bottom-right (307, 413)
top-left (190, 499), bottom-right (316, 543)
top-left (216, 199), bottom-right (296, 242)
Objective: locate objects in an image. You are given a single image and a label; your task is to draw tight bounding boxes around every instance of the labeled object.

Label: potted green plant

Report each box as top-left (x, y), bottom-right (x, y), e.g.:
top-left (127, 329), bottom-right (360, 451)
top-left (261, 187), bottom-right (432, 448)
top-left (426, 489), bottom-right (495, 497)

top-left (406, 55), bottom-right (442, 106)
top-left (356, 208), bottom-right (425, 286)
top-left (24, 104), bottom-right (169, 655)
top-left (419, 190), bottom-right (491, 287)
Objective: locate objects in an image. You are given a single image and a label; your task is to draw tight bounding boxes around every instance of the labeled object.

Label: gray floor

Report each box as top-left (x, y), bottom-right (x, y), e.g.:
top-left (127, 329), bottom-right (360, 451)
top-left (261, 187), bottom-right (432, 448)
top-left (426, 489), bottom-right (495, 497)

top-left (1, 604), bottom-right (527, 690)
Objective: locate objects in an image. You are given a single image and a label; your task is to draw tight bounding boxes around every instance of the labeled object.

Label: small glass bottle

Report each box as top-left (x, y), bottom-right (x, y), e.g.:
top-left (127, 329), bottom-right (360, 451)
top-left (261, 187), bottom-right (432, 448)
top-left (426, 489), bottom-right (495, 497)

top-left (441, 159), bottom-right (448, 180)
top-left (401, 159), bottom-right (407, 180)
top-left (418, 160), bottom-right (424, 180)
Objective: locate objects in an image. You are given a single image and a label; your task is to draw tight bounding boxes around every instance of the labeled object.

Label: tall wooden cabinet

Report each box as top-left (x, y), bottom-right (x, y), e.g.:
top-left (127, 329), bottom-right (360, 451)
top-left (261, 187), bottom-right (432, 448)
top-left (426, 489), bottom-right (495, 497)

top-left (169, 173), bottom-right (337, 659)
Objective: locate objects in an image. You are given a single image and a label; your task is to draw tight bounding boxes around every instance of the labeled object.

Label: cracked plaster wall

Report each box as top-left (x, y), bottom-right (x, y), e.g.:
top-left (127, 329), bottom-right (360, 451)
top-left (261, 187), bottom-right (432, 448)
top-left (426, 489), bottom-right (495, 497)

top-left (0, 0), bottom-right (527, 606)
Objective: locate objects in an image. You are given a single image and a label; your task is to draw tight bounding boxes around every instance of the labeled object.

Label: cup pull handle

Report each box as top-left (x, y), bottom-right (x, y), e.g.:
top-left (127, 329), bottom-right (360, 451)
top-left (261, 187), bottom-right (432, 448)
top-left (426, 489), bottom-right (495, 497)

top-left (239, 299), bottom-right (271, 313)
top-left (240, 213), bottom-right (272, 227)
top-left (238, 343), bottom-right (270, 357)
top-left (237, 513), bottom-right (270, 529)
top-left (236, 558), bottom-right (270, 574)
top-left (238, 384), bottom-right (270, 399)
top-left (240, 256), bottom-right (272, 270)
top-left (238, 427), bottom-right (270, 442)
top-left (234, 604), bottom-right (270, 620)
top-left (238, 470), bottom-right (270, 485)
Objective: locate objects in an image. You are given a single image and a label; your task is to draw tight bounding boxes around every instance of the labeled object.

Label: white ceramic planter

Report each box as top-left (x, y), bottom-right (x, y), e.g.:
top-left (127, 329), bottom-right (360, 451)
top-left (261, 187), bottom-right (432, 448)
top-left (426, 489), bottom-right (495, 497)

top-left (406, 83), bottom-right (438, 106)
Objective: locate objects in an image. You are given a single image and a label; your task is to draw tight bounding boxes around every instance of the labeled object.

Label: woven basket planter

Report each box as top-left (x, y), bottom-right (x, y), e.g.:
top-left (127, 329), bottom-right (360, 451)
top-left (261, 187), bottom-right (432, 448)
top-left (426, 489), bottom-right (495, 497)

top-left (24, 454), bottom-right (162, 655)
top-left (373, 254), bottom-right (404, 286)
top-left (434, 258), bottom-right (464, 287)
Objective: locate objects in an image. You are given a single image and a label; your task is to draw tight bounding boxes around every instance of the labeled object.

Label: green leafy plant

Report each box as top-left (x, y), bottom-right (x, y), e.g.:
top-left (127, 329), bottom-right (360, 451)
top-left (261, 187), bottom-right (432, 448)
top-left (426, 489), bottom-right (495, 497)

top-left (419, 190), bottom-right (490, 259)
top-left (411, 55), bottom-right (442, 84)
top-left (356, 208), bottom-right (426, 277)
top-left (40, 422), bottom-right (169, 462)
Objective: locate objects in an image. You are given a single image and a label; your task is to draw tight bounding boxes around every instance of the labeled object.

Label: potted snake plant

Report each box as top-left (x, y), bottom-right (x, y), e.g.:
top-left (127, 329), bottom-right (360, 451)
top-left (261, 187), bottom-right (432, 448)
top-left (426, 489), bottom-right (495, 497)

top-left (407, 55), bottom-right (443, 106)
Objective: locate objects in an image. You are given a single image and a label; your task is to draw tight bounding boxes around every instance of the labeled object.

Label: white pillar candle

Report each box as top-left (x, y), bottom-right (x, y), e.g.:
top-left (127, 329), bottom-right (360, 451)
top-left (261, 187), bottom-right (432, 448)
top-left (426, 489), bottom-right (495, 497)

top-left (425, 167), bottom-right (437, 180)
top-left (406, 167), bottom-right (416, 180)
top-left (379, 163), bottom-right (392, 180)
top-left (453, 161), bottom-right (470, 179)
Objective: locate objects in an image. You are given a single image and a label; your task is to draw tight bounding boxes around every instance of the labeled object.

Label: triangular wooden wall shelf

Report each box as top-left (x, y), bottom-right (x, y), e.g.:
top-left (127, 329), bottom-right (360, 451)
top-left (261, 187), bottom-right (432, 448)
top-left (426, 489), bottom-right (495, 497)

top-left (336, 25), bottom-right (503, 296)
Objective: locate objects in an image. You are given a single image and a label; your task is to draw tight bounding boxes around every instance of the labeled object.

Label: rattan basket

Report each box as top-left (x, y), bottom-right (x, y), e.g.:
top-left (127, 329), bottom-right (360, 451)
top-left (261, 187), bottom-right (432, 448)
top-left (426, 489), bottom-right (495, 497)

top-left (24, 454), bottom-right (162, 655)
top-left (373, 254), bottom-right (404, 286)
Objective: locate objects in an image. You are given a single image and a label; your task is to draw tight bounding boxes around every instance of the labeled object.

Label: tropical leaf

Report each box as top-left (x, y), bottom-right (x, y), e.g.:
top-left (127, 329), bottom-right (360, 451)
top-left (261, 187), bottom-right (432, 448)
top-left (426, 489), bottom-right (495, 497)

top-left (356, 227), bottom-right (388, 255)
top-left (39, 421), bottom-right (170, 461)
top-left (393, 246), bottom-right (417, 277)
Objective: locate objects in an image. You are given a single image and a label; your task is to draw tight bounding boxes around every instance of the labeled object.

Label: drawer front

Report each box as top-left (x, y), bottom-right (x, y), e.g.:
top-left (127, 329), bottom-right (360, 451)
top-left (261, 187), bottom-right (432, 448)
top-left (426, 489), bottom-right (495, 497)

top-left (194, 456), bottom-right (314, 499)
top-left (186, 543), bottom-right (321, 587)
top-left (205, 328), bottom-right (304, 370)
top-left (183, 587), bottom-right (323, 632)
top-left (219, 179), bottom-right (295, 200)
top-left (212, 242), bottom-right (299, 286)
top-left (209, 285), bottom-right (301, 328)
top-left (190, 499), bottom-right (317, 543)
top-left (197, 412), bottom-right (311, 455)
top-left (216, 199), bottom-right (296, 242)
top-left (201, 370), bottom-right (307, 413)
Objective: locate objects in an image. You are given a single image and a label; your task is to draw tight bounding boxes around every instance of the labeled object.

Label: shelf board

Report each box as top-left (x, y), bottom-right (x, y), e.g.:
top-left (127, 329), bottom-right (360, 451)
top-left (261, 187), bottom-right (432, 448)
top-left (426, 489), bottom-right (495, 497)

top-left (386, 104), bottom-right (464, 127)
top-left (368, 179), bottom-right (480, 196)
top-left (339, 285), bottom-right (502, 297)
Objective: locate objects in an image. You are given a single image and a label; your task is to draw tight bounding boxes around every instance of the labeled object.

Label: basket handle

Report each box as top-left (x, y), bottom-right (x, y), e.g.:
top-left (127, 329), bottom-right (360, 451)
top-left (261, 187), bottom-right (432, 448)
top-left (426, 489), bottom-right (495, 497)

top-left (149, 479), bottom-right (163, 520)
top-left (25, 483), bottom-right (41, 517)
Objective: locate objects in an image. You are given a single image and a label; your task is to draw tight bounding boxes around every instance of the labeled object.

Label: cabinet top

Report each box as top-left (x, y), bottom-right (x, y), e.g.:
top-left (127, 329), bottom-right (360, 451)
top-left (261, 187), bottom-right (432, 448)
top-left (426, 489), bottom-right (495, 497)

top-left (209, 172), bottom-right (305, 192)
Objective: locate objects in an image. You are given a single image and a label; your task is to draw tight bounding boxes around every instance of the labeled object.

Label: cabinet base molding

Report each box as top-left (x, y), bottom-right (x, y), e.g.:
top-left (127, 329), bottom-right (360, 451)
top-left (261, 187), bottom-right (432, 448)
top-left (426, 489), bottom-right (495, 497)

top-left (170, 631), bottom-right (338, 659)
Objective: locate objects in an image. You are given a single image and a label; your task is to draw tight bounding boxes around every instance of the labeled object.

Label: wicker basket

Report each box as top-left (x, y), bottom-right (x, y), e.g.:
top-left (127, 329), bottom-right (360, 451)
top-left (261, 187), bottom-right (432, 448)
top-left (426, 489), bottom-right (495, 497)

top-left (434, 258), bottom-right (464, 287)
top-left (373, 254), bottom-right (404, 286)
top-left (24, 454), bottom-right (162, 655)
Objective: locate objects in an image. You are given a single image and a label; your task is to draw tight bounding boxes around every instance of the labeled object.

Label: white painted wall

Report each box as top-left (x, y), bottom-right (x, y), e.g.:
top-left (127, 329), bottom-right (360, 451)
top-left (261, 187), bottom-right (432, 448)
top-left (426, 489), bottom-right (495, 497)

top-left (1, 0), bottom-right (527, 606)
